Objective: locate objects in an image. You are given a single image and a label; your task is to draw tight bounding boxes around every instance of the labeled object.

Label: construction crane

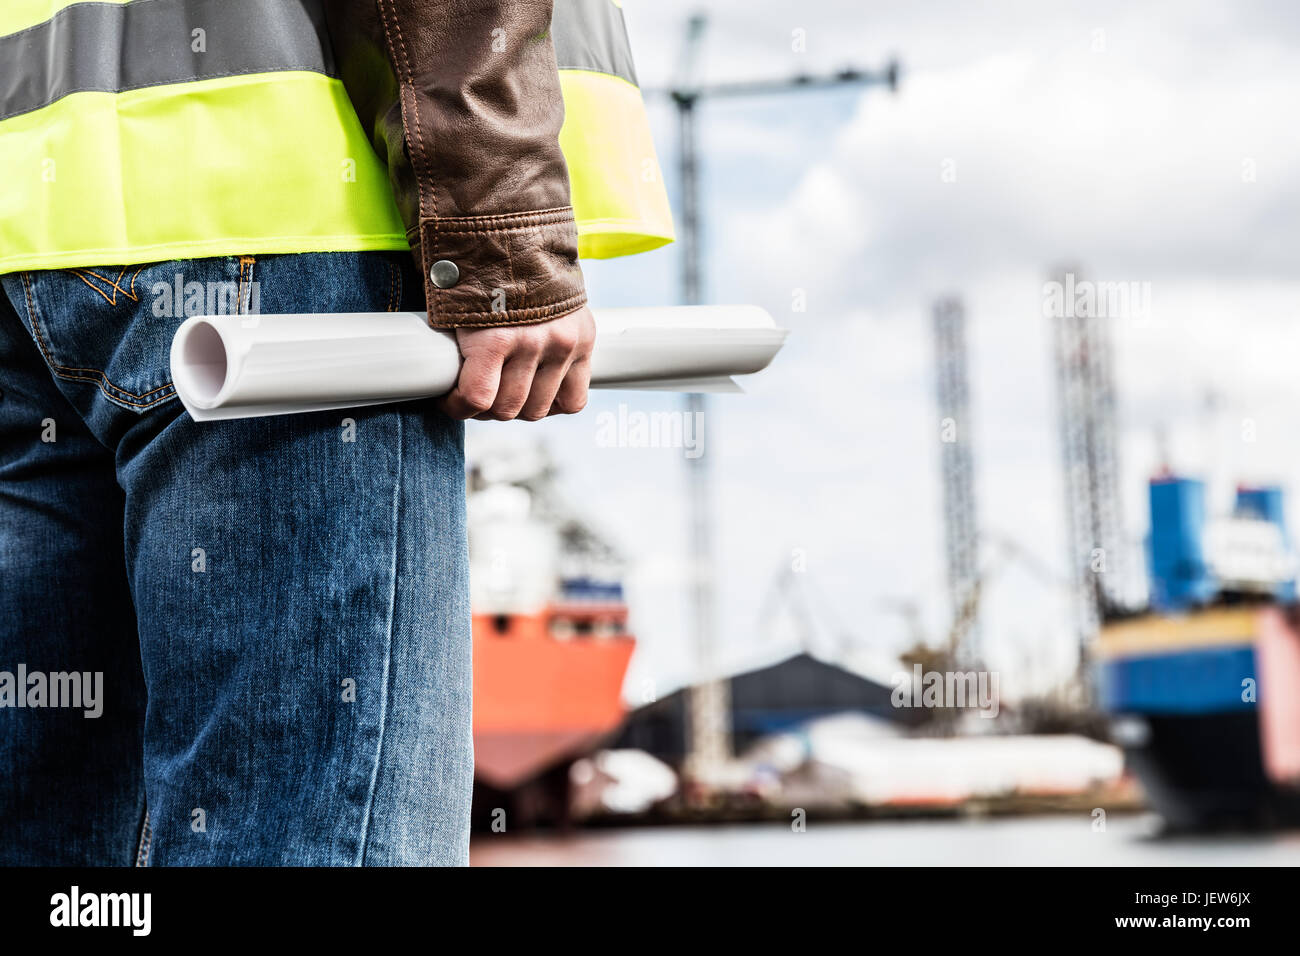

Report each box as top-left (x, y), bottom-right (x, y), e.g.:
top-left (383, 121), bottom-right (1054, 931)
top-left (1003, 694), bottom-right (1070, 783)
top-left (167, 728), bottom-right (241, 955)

top-left (656, 13), bottom-right (899, 782)
top-left (880, 530), bottom-right (1067, 724)
top-left (941, 531), bottom-right (1068, 661)
top-left (1049, 266), bottom-right (1127, 678)
top-left (933, 297), bottom-right (981, 667)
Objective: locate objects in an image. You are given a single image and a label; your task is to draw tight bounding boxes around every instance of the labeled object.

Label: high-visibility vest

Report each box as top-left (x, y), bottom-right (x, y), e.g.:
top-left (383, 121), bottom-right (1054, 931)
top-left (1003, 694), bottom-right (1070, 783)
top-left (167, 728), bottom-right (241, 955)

top-left (0, 0), bottom-right (673, 274)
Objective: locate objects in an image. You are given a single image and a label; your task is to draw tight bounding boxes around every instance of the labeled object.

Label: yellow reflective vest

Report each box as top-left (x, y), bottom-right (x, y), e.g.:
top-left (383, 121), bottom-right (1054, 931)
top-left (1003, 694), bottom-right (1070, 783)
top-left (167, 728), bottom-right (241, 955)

top-left (0, 0), bottom-right (673, 273)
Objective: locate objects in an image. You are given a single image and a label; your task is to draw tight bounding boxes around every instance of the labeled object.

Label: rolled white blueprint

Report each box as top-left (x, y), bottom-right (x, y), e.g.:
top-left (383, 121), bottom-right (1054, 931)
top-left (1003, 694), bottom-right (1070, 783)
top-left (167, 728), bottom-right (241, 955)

top-left (170, 306), bottom-right (786, 421)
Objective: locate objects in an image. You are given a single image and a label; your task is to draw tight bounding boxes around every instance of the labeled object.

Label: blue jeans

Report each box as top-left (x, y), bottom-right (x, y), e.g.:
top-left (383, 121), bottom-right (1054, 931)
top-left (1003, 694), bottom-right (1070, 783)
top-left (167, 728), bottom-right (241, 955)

top-left (0, 253), bottom-right (472, 865)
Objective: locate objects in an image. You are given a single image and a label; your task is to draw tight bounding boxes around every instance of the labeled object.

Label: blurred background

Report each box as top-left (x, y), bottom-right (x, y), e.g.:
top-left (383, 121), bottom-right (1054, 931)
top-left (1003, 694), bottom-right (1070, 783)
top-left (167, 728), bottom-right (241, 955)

top-left (467, 0), bottom-right (1300, 864)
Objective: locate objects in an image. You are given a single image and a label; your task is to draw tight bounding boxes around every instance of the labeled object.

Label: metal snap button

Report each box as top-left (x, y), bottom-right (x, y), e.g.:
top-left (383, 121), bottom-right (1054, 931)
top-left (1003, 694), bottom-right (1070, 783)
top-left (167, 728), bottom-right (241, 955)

top-left (429, 260), bottom-right (460, 289)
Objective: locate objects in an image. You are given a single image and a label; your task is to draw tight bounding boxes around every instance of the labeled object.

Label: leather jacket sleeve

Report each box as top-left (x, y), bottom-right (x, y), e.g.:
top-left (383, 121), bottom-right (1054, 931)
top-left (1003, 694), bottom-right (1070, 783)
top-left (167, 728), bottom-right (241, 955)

top-left (325, 0), bottom-right (586, 329)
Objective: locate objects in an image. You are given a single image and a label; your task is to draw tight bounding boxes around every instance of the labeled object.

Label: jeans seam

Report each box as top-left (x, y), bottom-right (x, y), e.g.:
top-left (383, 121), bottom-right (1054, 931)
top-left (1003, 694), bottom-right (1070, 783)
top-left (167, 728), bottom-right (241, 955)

top-left (134, 806), bottom-right (152, 867)
top-left (237, 255), bottom-right (256, 314)
top-left (20, 271), bottom-right (177, 409)
top-left (356, 411), bottom-right (402, 865)
top-left (65, 267), bottom-right (144, 306)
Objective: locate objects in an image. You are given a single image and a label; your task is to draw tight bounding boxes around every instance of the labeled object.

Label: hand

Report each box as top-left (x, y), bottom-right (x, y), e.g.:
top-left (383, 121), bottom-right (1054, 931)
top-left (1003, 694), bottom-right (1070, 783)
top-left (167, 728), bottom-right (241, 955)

top-left (439, 305), bottom-right (596, 421)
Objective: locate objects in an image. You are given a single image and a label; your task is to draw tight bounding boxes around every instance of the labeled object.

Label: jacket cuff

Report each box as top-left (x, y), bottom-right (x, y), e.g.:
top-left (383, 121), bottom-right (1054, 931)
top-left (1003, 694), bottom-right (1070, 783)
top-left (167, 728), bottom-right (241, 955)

top-left (414, 206), bottom-right (587, 329)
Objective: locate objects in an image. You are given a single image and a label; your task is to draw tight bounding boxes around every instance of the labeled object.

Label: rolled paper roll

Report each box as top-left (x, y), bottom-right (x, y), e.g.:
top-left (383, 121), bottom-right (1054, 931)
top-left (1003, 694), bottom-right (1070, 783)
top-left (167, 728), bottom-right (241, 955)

top-left (170, 306), bottom-right (787, 421)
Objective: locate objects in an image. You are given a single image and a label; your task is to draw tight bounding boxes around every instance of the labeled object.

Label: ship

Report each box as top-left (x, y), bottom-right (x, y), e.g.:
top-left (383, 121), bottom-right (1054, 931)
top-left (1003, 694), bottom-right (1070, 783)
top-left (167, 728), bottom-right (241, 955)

top-left (1097, 475), bottom-right (1300, 829)
top-left (466, 441), bottom-right (636, 827)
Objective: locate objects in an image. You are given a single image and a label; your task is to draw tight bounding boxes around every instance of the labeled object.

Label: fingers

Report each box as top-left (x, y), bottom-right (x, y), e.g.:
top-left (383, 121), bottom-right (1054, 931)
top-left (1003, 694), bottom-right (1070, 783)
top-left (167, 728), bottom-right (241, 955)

top-left (440, 331), bottom-right (509, 420)
top-left (440, 327), bottom-right (545, 421)
top-left (519, 354), bottom-right (573, 421)
top-left (490, 350), bottom-right (544, 420)
top-left (439, 308), bottom-right (595, 421)
top-left (551, 353), bottom-right (591, 415)
top-left (549, 310), bottom-right (595, 417)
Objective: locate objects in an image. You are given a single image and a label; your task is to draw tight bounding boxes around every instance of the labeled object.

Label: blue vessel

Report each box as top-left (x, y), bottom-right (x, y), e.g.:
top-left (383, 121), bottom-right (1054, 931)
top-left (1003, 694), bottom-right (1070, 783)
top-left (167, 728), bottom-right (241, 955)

top-left (1097, 477), bottom-right (1300, 829)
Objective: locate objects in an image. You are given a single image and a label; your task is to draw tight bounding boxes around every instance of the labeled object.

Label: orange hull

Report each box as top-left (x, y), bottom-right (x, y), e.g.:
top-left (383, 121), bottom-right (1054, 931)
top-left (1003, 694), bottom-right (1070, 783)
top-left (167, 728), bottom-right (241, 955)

top-left (472, 606), bottom-right (634, 789)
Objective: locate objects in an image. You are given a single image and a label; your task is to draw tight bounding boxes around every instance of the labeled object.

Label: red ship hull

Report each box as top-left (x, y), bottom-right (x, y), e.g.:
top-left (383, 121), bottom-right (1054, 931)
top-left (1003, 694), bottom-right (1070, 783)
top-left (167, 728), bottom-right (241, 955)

top-left (472, 603), bottom-right (634, 790)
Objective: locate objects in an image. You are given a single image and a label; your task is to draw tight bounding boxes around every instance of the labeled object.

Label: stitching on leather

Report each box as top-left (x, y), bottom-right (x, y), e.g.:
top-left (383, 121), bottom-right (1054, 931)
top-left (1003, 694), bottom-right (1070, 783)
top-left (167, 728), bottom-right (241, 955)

top-left (426, 214), bottom-right (577, 236)
top-left (431, 207), bottom-right (576, 228)
top-left (436, 226), bottom-right (573, 237)
top-left (378, 0), bottom-right (434, 226)
top-left (378, 0), bottom-right (444, 315)
top-left (386, 260), bottom-right (397, 311)
top-left (20, 271), bottom-right (176, 408)
top-left (504, 230), bottom-right (519, 300)
top-left (435, 291), bottom-right (585, 316)
top-left (431, 290), bottom-right (587, 323)
top-left (434, 222), bottom-right (578, 238)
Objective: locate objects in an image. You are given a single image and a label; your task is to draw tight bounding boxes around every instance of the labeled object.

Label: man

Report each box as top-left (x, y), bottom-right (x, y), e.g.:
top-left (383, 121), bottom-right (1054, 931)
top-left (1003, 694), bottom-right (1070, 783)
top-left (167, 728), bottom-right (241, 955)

top-left (0, 0), bottom-right (669, 865)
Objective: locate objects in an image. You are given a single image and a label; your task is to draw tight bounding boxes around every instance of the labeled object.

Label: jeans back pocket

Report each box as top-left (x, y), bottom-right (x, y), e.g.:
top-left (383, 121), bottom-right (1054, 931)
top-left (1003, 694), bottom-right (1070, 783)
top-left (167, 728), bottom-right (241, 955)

top-left (4, 258), bottom-right (262, 418)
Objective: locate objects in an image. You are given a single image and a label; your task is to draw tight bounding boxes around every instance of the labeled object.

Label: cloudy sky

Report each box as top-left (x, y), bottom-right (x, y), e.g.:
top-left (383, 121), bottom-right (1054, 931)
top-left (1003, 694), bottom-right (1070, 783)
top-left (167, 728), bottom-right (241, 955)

top-left (470, 0), bottom-right (1300, 701)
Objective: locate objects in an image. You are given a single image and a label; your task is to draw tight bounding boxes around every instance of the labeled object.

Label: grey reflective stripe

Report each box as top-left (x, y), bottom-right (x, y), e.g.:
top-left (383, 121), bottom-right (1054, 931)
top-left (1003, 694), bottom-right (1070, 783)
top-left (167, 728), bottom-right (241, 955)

top-left (0, 0), bottom-right (334, 123)
top-left (553, 0), bottom-right (638, 86)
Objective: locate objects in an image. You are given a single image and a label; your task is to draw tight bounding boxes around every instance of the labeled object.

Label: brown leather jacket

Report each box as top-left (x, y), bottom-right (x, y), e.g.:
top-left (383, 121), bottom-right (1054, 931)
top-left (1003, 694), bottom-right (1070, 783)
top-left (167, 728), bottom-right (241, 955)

top-left (324, 0), bottom-right (585, 329)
